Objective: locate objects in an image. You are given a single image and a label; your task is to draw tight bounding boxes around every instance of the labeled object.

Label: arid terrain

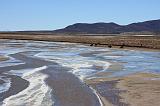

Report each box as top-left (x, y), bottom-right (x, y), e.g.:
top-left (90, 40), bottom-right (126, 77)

top-left (0, 33), bottom-right (160, 49)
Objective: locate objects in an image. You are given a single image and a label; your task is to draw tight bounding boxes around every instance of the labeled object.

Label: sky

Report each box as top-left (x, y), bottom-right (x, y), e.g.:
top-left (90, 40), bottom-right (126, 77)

top-left (0, 0), bottom-right (160, 31)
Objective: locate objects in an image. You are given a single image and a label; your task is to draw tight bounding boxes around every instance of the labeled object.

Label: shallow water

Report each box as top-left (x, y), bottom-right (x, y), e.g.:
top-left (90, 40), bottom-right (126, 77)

top-left (0, 39), bottom-right (160, 106)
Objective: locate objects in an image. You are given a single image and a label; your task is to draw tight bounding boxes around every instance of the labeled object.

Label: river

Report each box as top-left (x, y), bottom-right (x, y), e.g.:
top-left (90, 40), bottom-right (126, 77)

top-left (0, 39), bottom-right (160, 106)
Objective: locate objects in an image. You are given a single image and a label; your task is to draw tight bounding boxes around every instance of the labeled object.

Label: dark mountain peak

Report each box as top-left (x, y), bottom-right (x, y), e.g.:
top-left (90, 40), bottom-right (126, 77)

top-left (54, 19), bottom-right (160, 34)
top-left (92, 22), bottom-right (121, 27)
top-left (123, 19), bottom-right (160, 32)
top-left (65, 23), bottom-right (89, 29)
top-left (142, 19), bottom-right (160, 23)
top-left (65, 22), bottom-right (120, 28)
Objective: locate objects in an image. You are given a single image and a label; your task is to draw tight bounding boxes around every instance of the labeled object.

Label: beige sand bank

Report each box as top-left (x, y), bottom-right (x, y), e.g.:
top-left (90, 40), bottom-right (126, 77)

top-left (86, 73), bottom-right (160, 106)
top-left (118, 73), bottom-right (160, 106)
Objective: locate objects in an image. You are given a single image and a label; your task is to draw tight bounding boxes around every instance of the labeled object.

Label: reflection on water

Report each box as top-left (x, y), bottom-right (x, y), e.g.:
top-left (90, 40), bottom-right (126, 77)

top-left (0, 39), bottom-right (160, 79)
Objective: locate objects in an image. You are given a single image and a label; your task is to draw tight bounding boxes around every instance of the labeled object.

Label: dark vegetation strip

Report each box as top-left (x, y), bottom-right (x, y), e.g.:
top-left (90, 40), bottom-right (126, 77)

top-left (0, 34), bottom-right (160, 49)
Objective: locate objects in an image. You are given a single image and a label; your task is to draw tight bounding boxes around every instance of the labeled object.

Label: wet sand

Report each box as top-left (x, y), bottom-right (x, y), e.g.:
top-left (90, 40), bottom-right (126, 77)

top-left (86, 79), bottom-right (128, 106)
top-left (0, 56), bottom-right (9, 62)
top-left (86, 73), bottom-right (160, 106)
top-left (0, 80), bottom-right (5, 84)
top-left (44, 66), bottom-right (100, 106)
top-left (0, 75), bottom-right (29, 102)
top-left (0, 56), bottom-right (9, 87)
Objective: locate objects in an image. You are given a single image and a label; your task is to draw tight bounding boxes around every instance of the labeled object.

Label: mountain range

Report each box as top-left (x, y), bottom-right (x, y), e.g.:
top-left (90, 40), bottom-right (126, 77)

top-left (53, 19), bottom-right (160, 34)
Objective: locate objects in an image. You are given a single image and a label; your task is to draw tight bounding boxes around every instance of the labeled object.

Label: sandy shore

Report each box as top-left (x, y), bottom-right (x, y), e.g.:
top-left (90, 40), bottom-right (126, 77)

top-left (86, 73), bottom-right (160, 106)
top-left (118, 73), bottom-right (160, 106)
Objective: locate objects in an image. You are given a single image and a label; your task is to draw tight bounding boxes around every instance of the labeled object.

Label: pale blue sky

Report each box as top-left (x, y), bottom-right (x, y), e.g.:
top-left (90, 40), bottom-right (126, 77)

top-left (0, 0), bottom-right (160, 31)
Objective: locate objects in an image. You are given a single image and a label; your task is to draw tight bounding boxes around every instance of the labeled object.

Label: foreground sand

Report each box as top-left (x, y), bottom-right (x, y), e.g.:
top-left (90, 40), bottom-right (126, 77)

top-left (86, 73), bottom-right (160, 106)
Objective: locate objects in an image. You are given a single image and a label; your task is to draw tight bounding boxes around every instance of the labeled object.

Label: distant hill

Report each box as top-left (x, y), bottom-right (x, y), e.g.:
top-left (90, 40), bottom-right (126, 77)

top-left (54, 19), bottom-right (160, 34)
